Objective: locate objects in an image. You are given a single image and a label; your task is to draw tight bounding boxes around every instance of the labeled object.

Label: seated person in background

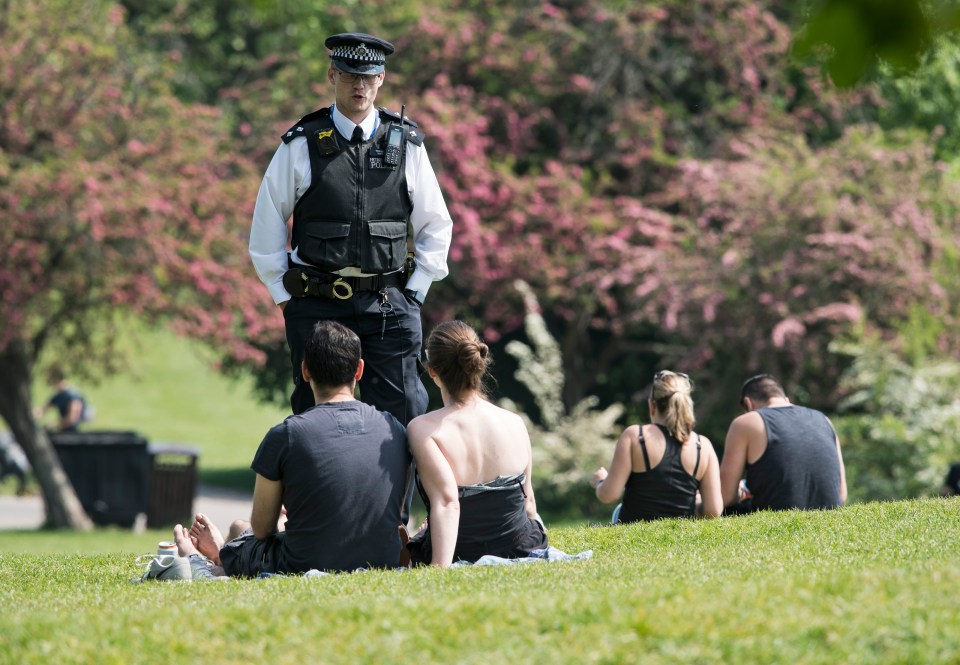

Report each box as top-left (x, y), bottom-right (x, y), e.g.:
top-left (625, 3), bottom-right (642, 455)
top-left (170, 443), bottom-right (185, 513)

top-left (405, 320), bottom-right (547, 567)
top-left (720, 374), bottom-right (846, 512)
top-left (175, 320), bottom-right (411, 576)
top-left (590, 370), bottom-right (722, 522)
top-left (0, 432), bottom-right (29, 496)
top-left (38, 368), bottom-right (88, 432)
top-left (941, 463), bottom-right (960, 497)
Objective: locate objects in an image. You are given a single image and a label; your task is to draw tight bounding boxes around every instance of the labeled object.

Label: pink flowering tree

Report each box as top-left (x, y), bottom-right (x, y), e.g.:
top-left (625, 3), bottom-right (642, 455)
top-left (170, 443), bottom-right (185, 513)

top-left (657, 125), bottom-right (960, 419)
top-left (114, 0), bottom-right (960, 437)
top-left (0, 0), bottom-right (271, 528)
top-left (352, 0), bottom-right (960, 437)
top-left (378, 1), bottom-right (879, 409)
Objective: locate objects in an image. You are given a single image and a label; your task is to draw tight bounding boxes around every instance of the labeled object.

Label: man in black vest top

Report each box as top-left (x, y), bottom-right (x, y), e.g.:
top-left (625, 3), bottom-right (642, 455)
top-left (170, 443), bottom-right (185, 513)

top-left (719, 374), bottom-right (847, 512)
top-left (249, 32), bottom-right (452, 425)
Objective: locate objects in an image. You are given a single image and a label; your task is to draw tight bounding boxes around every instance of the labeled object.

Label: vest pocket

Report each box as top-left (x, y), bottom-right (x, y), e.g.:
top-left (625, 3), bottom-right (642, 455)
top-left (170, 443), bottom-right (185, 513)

top-left (364, 220), bottom-right (408, 273)
top-left (300, 221), bottom-right (351, 271)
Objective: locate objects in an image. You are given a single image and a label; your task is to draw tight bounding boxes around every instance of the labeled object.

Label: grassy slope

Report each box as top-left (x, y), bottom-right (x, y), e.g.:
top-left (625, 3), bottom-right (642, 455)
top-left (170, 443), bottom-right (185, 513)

top-left (33, 324), bottom-right (290, 492)
top-left (1, 498), bottom-right (958, 664)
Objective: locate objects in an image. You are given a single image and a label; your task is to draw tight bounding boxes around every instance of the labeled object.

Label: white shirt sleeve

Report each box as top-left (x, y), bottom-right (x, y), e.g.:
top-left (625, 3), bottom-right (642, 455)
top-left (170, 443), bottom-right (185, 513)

top-left (248, 139), bottom-right (311, 304)
top-left (404, 140), bottom-right (452, 297)
top-left (249, 130), bottom-right (452, 303)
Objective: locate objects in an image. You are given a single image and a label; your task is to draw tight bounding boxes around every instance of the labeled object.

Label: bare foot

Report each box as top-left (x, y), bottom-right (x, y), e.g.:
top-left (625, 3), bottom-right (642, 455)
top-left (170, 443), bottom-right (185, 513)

top-left (173, 524), bottom-right (199, 557)
top-left (188, 513), bottom-right (225, 564)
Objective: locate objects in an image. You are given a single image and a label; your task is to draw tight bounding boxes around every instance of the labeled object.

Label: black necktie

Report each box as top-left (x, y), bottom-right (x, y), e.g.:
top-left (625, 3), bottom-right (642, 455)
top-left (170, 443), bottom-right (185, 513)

top-left (352, 126), bottom-right (364, 143)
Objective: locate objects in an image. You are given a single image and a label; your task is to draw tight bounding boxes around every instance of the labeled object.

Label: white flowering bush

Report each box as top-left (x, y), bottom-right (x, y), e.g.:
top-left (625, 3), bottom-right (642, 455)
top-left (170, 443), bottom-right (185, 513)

top-left (500, 281), bottom-right (624, 517)
top-left (832, 339), bottom-right (960, 501)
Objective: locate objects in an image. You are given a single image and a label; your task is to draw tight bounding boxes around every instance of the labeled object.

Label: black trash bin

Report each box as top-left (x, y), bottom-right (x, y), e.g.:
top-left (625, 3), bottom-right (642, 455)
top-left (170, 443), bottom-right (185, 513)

top-left (50, 430), bottom-right (151, 527)
top-left (147, 443), bottom-right (199, 528)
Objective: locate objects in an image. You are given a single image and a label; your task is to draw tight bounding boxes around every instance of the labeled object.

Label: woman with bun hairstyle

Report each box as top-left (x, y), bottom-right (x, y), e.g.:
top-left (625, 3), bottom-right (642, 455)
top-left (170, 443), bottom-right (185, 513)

top-left (405, 320), bottom-right (548, 566)
top-left (590, 371), bottom-right (722, 522)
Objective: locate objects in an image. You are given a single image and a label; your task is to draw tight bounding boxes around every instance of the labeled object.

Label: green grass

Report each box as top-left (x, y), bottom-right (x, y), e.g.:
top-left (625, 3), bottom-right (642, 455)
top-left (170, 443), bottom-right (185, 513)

top-left (0, 527), bottom-right (171, 555)
top-left (33, 324), bottom-right (290, 492)
top-left (1, 498), bottom-right (958, 664)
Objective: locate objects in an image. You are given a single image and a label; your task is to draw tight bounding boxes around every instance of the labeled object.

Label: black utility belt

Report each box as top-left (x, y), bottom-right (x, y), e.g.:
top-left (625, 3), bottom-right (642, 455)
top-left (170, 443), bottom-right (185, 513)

top-left (283, 268), bottom-right (405, 300)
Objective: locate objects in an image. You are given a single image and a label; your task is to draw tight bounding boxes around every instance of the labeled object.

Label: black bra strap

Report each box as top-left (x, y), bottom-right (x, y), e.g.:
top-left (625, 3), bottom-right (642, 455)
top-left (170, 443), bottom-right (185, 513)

top-left (638, 427), bottom-right (651, 471)
top-left (692, 434), bottom-right (702, 478)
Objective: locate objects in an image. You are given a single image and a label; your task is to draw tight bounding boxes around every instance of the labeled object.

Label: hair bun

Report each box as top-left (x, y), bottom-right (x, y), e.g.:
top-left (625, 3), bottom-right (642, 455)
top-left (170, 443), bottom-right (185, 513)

top-left (425, 320), bottom-right (492, 402)
top-left (457, 340), bottom-right (487, 375)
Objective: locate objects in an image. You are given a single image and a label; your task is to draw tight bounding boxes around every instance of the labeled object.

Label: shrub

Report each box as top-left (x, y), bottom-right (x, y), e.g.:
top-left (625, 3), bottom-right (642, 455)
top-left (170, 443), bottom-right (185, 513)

top-left (499, 282), bottom-right (623, 518)
top-left (833, 339), bottom-right (960, 502)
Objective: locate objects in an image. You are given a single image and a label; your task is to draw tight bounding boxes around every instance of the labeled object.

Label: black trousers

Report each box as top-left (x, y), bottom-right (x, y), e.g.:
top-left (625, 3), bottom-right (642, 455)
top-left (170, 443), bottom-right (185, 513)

top-left (282, 287), bottom-right (428, 425)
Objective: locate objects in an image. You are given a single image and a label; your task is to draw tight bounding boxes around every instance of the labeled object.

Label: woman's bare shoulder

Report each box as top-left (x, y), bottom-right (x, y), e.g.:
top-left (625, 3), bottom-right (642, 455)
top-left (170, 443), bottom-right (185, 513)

top-left (407, 409), bottom-right (448, 440)
top-left (691, 430), bottom-right (713, 446)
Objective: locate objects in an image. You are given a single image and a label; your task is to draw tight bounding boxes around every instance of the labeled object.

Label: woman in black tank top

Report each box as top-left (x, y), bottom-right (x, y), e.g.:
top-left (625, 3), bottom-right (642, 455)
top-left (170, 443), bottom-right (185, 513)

top-left (590, 371), bottom-right (722, 522)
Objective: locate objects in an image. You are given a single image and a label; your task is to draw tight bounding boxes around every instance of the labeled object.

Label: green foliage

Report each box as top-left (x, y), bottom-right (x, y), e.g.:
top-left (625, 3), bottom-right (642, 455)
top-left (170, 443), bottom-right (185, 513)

top-left (833, 339), bottom-right (960, 502)
top-left (120, 0), bottom-right (418, 101)
top-left (793, 0), bottom-right (933, 87)
top-left (873, 34), bottom-right (960, 161)
top-left (1, 500), bottom-right (959, 663)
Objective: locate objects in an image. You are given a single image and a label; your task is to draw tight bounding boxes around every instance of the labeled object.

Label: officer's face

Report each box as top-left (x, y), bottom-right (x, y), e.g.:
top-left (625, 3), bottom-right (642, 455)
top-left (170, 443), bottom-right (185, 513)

top-left (329, 67), bottom-right (384, 122)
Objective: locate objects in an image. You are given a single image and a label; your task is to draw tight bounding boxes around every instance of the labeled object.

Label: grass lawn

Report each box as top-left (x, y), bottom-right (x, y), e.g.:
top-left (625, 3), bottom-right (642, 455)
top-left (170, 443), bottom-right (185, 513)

top-left (1, 498), bottom-right (958, 664)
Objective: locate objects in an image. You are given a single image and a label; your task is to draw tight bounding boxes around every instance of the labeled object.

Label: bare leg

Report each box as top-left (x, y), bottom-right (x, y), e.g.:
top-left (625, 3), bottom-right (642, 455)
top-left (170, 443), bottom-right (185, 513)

top-left (226, 519), bottom-right (251, 542)
top-left (188, 513), bottom-right (226, 565)
top-left (221, 509), bottom-right (284, 542)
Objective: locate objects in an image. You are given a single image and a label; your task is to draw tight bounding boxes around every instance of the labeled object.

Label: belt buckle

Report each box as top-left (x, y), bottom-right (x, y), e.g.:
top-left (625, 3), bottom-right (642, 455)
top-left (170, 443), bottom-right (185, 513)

top-left (331, 278), bottom-right (353, 300)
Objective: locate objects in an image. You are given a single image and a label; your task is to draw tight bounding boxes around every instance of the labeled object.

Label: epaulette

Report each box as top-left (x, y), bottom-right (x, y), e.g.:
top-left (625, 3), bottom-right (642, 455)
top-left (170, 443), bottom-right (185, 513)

top-left (281, 107), bottom-right (332, 144)
top-left (378, 106), bottom-right (419, 127)
top-left (378, 107), bottom-right (424, 147)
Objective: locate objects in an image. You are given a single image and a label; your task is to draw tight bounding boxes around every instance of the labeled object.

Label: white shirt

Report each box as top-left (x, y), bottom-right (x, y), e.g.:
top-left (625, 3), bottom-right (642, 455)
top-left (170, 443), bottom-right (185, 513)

top-left (249, 105), bottom-right (453, 304)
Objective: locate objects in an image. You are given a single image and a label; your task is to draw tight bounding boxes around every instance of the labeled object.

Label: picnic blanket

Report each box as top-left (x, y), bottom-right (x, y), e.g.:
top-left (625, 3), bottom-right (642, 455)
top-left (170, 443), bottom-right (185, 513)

top-left (290, 546), bottom-right (593, 578)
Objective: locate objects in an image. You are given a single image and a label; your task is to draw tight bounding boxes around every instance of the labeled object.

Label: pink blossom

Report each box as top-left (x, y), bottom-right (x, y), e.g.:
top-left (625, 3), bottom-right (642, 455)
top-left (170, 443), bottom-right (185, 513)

top-left (772, 317), bottom-right (806, 348)
top-left (804, 303), bottom-right (863, 323)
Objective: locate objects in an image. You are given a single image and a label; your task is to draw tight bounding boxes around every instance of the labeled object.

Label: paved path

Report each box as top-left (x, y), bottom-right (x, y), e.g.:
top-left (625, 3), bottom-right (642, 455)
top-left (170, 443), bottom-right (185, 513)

top-left (0, 484), bottom-right (253, 531)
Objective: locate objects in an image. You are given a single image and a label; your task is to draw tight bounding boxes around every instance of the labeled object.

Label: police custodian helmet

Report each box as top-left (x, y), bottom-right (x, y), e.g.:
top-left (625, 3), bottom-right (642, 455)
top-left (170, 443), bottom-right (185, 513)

top-left (325, 33), bottom-right (395, 75)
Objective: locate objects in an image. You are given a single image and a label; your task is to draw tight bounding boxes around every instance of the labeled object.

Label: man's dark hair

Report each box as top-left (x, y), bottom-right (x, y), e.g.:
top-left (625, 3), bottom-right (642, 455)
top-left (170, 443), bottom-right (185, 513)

top-left (303, 321), bottom-right (361, 389)
top-left (740, 373), bottom-right (787, 405)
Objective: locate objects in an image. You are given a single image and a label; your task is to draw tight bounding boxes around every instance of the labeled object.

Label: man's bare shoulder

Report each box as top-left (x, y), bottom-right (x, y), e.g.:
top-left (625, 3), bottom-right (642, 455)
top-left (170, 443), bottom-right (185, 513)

top-left (726, 411), bottom-right (765, 440)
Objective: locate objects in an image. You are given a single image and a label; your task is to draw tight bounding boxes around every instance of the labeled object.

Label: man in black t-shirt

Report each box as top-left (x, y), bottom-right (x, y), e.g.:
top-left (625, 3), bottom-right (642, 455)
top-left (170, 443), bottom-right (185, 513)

top-left (172, 320), bottom-right (410, 577)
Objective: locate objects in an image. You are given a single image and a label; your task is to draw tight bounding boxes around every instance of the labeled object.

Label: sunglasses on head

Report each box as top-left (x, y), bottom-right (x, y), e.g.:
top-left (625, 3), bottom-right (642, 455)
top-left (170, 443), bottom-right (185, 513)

top-left (739, 373), bottom-right (776, 408)
top-left (651, 371), bottom-right (693, 397)
top-left (654, 370), bottom-right (690, 382)
top-left (740, 373), bottom-right (772, 393)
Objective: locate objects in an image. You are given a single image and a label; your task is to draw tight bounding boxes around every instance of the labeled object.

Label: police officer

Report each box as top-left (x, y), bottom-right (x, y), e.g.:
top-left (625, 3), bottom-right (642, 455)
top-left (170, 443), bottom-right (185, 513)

top-left (250, 32), bottom-right (453, 424)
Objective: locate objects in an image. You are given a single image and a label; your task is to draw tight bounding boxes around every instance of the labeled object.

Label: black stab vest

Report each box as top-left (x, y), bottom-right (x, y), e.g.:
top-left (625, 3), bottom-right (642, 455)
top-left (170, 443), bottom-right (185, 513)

top-left (286, 107), bottom-right (421, 273)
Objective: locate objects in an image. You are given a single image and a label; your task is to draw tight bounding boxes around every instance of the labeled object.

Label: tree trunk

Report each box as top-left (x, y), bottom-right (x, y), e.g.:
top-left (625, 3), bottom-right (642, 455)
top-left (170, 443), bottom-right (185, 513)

top-left (0, 341), bottom-right (93, 530)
